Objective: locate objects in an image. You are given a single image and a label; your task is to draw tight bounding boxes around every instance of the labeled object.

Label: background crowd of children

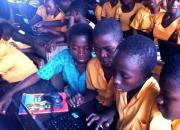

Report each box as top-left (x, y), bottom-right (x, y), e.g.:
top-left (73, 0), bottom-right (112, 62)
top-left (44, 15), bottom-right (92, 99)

top-left (0, 0), bottom-right (180, 130)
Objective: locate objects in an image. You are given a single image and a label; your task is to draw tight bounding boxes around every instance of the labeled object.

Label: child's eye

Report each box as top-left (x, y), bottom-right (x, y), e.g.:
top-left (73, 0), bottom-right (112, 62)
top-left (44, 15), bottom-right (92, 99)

top-left (121, 74), bottom-right (130, 79)
top-left (85, 47), bottom-right (90, 50)
top-left (72, 47), bottom-right (78, 51)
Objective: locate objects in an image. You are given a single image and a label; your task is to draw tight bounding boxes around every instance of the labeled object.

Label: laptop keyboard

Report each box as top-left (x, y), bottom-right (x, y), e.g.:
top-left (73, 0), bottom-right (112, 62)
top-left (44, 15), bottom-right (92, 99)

top-left (45, 109), bottom-right (90, 130)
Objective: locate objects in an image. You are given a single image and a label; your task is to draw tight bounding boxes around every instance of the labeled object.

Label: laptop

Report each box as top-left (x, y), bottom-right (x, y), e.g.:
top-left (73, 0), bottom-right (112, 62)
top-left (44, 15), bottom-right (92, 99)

top-left (44, 108), bottom-right (92, 130)
top-left (158, 40), bottom-right (180, 63)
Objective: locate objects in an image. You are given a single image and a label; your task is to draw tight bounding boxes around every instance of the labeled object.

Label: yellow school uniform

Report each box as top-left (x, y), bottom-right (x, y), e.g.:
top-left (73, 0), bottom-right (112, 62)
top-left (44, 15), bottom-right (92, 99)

top-left (116, 77), bottom-right (171, 130)
top-left (0, 40), bottom-right (37, 83)
top-left (36, 5), bottom-right (67, 32)
top-left (172, 120), bottom-right (180, 130)
top-left (101, 1), bottom-right (121, 19)
top-left (153, 12), bottom-right (180, 41)
top-left (8, 38), bottom-right (31, 49)
top-left (130, 7), bottom-right (154, 32)
top-left (95, 4), bottom-right (102, 21)
top-left (115, 3), bottom-right (143, 31)
top-left (86, 58), bottom-right (115, 106)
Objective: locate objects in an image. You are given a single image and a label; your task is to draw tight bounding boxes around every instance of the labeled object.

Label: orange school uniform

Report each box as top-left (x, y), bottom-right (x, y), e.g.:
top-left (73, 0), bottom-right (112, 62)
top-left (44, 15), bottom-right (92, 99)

top-left (116, 77), bottom-right (171, 130)
top-left (115, 3), bottom-right (143, 31)
top-left (36, 5), bottom-right (67, 32)
top-left (131, 7), bottom-right (154, 32)
top-left (95, 4), bottom-right (102, 21)
top-left (101, 1), bottom-right (121, 19)
top-left (153, 12), bottom-right (180, 42)
top-left (86, 58), bottom-right (115, 107)
top-left (172, 120), bottom-right (180, 130)
top-left (0, 40), bottom-right (37, 83)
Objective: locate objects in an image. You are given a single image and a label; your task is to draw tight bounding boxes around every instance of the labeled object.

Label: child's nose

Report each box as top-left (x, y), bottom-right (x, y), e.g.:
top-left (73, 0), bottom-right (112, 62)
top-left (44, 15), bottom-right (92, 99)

top-left (100, 50), bottom-right (108, 58)
top-left (79, 49), bottom-right (85, 55)
top-left (114, 74), bottom-right (122, 85)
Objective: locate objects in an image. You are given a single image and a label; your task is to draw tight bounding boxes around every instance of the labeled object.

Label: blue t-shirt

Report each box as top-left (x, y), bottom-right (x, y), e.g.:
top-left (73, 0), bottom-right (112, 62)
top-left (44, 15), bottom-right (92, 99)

top-left (37, 49), bottom-right (86, 96)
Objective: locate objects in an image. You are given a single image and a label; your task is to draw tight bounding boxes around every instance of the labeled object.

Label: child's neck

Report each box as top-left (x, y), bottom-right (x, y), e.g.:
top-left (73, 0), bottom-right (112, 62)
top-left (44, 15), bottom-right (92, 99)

top-left (75, 62), bottom-right (86, 74)
top-left (127, 84), bottom-right (143, 103)
top-left (102, 65), bottom-right (113, 82)
top-left (110, 1), bottom-right (118, 8)
top-left (122, 3), bottom-right (135, 13)
top-left (150, 7), bottom-right (160, 14)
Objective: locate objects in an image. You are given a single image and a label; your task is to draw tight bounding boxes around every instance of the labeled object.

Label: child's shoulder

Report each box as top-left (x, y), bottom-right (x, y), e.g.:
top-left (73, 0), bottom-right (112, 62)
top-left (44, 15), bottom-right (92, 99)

top-left (53, 49), bottom-right (71, 60)
top-left (87, 58), bottom-right (100, 65)
top-left (143, 77), bottom-right (160, 96)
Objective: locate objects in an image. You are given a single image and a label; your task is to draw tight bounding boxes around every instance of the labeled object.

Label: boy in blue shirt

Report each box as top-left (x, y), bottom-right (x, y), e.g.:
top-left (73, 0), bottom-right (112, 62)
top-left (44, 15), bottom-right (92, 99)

top-left (0, 23), bottom-right (93, 114)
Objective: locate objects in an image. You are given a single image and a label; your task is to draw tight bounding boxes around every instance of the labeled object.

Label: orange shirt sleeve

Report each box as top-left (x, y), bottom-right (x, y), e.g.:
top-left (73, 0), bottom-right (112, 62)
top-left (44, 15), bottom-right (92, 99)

top-left (95, 5), bottom-right (102, 21)
top-left (86, 61), bottom-right (95, 90)
top-left (130, 9), bottom-right (143, 30)
top-left (101, 3), bottom-right (107, 18)
top-left (150, 103), bottom-right (171, 130)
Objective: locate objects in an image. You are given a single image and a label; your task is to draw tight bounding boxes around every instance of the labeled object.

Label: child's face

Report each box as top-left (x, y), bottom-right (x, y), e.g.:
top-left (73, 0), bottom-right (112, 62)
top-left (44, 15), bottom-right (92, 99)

top-left (157, 79), bottom-right (180, 119)
top-left (45, 0), bottom-right (56, 15)
top-left (94, 34), bottom-right (119, 67)
top-left (70, 35), bottom-right (91, 64)
top-left (120, 0), bottom-right (134, 5)
top-left (167, 0), bottom-right (180, 14)
top-left (113, 53), bottom-right (146, 92)
top-left (144, 0), bottom-right (159, 9)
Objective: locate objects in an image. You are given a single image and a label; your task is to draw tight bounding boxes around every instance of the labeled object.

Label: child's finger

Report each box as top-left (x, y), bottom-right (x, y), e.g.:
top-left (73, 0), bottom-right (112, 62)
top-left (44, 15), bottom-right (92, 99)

top-left (87, 115), bottom-right (100, 126)
top-left (95, 119), bottom-right (105, 130)
top-left (67, 98), bottom-right (74, 107)
top-left (75, 95), bottom-right (80, 106)
top-left (86, 113), bottom-right (97, 121)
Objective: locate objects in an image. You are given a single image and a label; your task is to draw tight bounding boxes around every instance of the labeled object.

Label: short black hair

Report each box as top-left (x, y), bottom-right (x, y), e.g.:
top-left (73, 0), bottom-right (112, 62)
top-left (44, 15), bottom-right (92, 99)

top-left (93, 18), bottom-right (123, 44)
top-left (114, 34), bottom-right (157, 76)
top-left (70, 0), bottom-right (88, 17)
top-left (67, 23), bottom-right (93, 45)
top-left (159, 54), bottom-right (180, 89)
top-left (0, 22), bottom-right (14, 36)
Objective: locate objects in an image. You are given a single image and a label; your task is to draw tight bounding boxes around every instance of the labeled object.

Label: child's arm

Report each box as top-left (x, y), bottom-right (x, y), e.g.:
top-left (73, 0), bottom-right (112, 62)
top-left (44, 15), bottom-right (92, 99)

top-left (86, 105), bottom-right (116, 130)
top-left (30, 14), bottom-right (42, 26)
top-left (34, 20), bottom-right (68, 28)
top-left (177, 30), bottom-right (180, 44)
top-left (0, 73), bottom-right (41, 114)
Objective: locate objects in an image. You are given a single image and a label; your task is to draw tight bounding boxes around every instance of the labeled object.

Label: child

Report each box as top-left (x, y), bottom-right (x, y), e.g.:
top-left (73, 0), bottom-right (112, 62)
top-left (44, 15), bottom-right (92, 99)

top-left (31, 0), bottom-right (67, 35)
top-left (0, 23), bottom-right (93, 114)
top-left (0, 22), bottom-right (31, 50)
top-left (115, 0), bottom-right (143, 37)
top-left (86, 18), bottom-right (123, 110)
top-left (46, 0), bottom-right (95, 61)
top-left (101, 0), bottom-right (121, 19)
top-left (87, 35), bottom-right (171, 130)
top-left (0, 32), bottom-right (37, 83)
top-left (68, 0), bottom-right (95, 28)
top-left (153, 0), bottom-right (180, 44)
top-left (157, 54), bottom-right (180, 130)
top-left (130, 0), bottom-right (162, 38)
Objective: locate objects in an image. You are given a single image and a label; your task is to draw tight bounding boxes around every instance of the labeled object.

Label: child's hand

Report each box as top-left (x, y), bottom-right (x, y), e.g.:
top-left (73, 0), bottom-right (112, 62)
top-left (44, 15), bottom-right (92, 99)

top-left (34, 21), bottom-right (44, 28)
top-left (67, 93), bottom-right (85, 108)
top-left (0, 93), bottom-right (13, 114)
top-left (86, 111), bottom-right (114, 130)
top-left (45, 40), bottom-right (57, 52)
